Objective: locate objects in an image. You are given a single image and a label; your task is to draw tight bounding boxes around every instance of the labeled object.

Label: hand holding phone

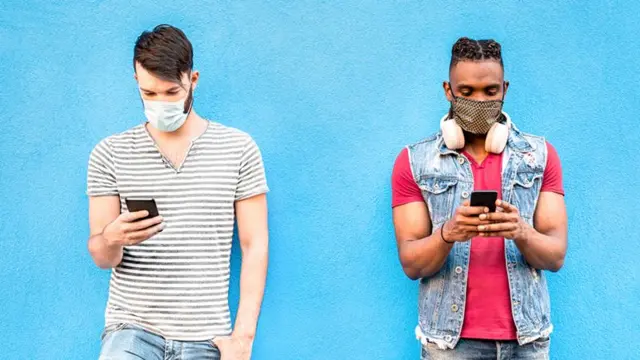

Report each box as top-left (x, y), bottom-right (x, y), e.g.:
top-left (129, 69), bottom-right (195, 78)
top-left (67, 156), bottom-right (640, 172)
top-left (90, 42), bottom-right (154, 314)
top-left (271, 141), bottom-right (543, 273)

top-left (102, 198), bottom-right (164, 247)
top-left (441, 198), bottom-right (494, 243)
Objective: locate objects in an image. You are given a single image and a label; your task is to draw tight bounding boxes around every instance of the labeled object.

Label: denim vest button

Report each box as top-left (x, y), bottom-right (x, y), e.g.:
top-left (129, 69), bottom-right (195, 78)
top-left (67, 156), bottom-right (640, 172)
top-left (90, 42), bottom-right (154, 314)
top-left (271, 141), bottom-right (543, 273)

top-left (462, 191), bottom-right (469, 198)
top-left (451, 304), bottom-right (459, 312)
top-left (445, 335), bottom-right (453, 342)
top-left (457, 157), bottom-right (465, 165)
top-left (455, 266), bottom-right (463, 274)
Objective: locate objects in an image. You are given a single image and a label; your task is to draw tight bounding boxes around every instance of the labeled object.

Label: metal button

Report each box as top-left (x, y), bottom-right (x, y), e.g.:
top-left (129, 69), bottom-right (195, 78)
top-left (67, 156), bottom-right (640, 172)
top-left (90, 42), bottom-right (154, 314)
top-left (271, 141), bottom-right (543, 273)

top-left (455, 266), bottom-right (463, 274)
top-left (451, 304), bottom-right (459, 312)
top-left (462, 191), bottom-right (469, 198)
top-left (434, 183), bottom-right (440, 189)
top-left (513, 301), bottom-right (520, 306)
top-left (445, 335), bottom-right (453, 342)
top-left (458, 157), bottom-right (465, 165)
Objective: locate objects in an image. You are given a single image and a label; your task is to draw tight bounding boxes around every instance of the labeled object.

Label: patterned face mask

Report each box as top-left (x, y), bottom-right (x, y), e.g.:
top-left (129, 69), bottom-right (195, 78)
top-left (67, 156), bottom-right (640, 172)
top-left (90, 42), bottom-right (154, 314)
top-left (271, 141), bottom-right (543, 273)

top-left (448, 83), bottom-right (504, 134)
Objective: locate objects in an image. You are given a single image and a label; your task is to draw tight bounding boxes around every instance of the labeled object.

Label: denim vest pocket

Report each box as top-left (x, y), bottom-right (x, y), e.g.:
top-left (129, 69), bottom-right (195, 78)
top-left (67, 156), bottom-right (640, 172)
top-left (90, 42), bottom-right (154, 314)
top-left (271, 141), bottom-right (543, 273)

top-left (511, 171), bottom-right (543, 219)
top-left (418, 176), bottom-right (458, 226)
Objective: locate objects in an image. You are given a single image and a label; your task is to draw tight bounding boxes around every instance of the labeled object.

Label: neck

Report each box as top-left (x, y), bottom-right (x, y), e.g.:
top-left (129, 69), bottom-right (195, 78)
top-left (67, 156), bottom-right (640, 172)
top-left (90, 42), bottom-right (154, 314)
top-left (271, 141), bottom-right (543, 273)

top-left (146, 110), bottom-right (207, 141)
top-left (462, 132), bottom-right (489, 162)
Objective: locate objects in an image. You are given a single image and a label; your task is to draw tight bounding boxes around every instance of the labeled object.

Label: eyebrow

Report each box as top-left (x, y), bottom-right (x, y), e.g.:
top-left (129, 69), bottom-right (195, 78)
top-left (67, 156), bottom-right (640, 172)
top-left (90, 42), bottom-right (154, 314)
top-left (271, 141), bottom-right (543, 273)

top-left (140, 86), bottom-right (182, 93)
top-left (456, 83), bottom-right (501, 89)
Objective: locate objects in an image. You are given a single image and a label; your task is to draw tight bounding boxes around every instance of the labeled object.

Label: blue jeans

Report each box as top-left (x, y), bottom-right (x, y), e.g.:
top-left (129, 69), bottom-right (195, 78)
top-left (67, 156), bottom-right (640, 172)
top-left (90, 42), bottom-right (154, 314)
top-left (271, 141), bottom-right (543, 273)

top-left (421, 338), bottom-right (550, 360)
top-left (99, 323), bottom-right (221, 360)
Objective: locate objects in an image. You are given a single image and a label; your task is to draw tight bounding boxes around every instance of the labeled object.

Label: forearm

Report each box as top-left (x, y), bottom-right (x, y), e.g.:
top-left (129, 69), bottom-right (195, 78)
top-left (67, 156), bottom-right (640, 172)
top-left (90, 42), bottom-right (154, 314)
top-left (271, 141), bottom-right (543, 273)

top-left (399, 225), bottom-right (454, 280)
top-left (233, 239), bottom-right (268, 339)
top-left (88, 233), bottom-right (123, 269)
top-left (515, 225), bottom-right (566, 272)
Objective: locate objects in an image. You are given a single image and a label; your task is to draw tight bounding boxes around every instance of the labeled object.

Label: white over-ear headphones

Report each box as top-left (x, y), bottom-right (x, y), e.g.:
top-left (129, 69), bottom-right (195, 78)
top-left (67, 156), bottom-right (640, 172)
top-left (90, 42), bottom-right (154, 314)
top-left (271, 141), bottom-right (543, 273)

top-left (440, 112), bottom-right (512, 154)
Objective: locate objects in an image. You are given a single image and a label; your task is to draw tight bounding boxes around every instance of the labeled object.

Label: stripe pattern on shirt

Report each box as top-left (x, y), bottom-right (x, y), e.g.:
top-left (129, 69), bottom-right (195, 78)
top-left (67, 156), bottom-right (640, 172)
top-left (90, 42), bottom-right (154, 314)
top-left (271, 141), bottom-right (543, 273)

top-left (87, 121), bottom-right (268, 341)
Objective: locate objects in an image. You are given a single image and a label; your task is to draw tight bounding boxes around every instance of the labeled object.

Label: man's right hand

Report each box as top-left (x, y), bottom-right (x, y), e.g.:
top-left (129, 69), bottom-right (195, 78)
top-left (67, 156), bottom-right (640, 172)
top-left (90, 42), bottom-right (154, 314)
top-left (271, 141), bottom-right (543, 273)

top-left (442, 200), bottom-right (491, 242)
top-left (102, 211), bottom-right (165, 247)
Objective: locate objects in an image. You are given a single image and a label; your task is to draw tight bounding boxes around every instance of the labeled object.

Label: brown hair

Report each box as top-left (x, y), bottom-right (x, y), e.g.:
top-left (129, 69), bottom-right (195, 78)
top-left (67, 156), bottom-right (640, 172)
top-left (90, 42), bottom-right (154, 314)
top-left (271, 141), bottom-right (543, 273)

top-left (133, 24), bottom-right (193, 84)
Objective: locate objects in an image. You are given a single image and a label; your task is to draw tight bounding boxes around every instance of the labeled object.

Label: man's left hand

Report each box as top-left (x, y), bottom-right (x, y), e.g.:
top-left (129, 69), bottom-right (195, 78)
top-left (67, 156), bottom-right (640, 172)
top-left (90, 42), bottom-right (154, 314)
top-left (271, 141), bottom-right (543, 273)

top-left (476, 200), bottom-right (530, 242)
top-left (213, 335), bottom-right (253, 360)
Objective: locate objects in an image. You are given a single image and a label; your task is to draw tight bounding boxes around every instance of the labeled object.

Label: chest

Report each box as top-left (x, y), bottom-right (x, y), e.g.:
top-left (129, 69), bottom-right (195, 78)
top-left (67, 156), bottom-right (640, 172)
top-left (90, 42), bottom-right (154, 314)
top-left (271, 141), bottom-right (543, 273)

top-left (111, 142), bottom-right (242, 215)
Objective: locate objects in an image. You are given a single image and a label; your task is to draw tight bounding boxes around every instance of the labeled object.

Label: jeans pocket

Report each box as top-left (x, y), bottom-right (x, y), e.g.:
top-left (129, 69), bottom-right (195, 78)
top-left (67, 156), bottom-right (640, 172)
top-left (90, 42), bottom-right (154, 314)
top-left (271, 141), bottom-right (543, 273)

top-left (101, 323), bottom-right (128, 341)
top-left (532, 336), bottom-right (550, 351)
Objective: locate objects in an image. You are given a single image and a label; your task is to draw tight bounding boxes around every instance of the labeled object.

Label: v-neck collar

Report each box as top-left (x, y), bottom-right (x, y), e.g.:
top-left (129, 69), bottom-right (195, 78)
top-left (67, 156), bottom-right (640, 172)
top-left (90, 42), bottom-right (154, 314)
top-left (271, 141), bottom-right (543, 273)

top-left (142, 121), bottom-right (210, 173)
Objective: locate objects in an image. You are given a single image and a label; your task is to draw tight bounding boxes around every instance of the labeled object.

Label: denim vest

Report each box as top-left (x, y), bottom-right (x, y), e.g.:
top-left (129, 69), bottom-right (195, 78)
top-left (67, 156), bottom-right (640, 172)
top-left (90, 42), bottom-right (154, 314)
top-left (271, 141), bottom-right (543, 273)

top-left (408, 117), bottom-right (552, 349)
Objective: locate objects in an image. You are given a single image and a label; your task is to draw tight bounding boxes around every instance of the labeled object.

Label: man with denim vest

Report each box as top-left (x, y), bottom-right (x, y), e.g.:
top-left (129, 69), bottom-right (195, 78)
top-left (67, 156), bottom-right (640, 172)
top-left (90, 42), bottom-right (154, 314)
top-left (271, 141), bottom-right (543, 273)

top-left (391, 37), bottom-right (567, 359)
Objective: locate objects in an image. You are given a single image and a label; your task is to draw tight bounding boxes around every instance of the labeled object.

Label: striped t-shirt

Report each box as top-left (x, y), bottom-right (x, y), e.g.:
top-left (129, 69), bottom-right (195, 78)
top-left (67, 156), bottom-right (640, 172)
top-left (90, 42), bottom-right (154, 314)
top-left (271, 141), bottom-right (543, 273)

top-left (86, 121), bottom-right (268, 341)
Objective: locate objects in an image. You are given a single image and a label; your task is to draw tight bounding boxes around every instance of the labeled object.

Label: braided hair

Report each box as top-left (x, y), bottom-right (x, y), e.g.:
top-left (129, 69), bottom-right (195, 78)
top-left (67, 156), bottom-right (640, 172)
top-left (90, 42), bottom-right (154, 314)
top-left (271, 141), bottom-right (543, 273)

top-left (450, 37), bottom-right (503, 69)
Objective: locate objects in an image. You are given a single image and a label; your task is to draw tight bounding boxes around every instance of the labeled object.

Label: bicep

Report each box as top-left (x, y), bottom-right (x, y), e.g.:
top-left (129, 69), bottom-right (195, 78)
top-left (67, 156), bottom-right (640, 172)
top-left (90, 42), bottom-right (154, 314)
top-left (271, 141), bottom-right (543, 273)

top-left (533, 191), bottom-right (567, 239)
top-left (392, 201), bottom-right (432, 245)
top-left (235, 194), bottom-right (268, 248)
top-left (88, 195), bottom-right (121, 236)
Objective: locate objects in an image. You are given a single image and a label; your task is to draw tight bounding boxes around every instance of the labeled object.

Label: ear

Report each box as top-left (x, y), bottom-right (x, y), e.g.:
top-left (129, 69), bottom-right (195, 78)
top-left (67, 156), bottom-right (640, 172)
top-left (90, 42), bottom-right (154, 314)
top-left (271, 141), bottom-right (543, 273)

top-left (503, 81), bottom-right (509, 97)
top-left (443, 81), bottom-right (454, 102)
top-left (190, 70), bottom-right (200, 91)
top-left (134, 73), bottom-right (138, 82)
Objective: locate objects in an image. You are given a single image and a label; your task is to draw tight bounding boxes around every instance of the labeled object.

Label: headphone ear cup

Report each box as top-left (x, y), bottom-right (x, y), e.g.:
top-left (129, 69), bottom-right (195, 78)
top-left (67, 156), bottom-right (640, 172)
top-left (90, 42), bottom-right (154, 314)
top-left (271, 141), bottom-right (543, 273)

top-left (485, 122), bottom-right (509, 154)
top-left (441, 119), bottom-right (465, 150)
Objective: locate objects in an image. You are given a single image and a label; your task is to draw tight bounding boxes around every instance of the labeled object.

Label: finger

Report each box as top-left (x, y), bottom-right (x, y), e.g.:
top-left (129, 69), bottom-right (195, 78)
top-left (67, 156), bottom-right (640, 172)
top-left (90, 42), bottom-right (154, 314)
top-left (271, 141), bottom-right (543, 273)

top-left (121, 210), bottom-right (150, 222)
top-left (453, 225), bottom-right (483, 232)
top-left (459, 206), bottom-right (489, 217)
top-left (479, 231), bottom-right (516, 238)
top-left (128, 215), bottom-right (164, 231)
top-left (124, 223), bottom-right (165, 245)
top-left (478, 222), bottom-right (518, 232)
top-left (458, 216), bottom-right (492, 226)
top-left (496, 200), bottom-right (517, 213)
top-left (480, 212), bottom-right (513, 222)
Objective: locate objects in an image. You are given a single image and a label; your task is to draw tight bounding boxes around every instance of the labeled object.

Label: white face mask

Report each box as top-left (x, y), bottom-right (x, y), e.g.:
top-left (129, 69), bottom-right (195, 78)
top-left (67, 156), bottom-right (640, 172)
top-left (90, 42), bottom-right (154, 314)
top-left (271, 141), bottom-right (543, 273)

top-left (143, 88), bottom-right (192, 132)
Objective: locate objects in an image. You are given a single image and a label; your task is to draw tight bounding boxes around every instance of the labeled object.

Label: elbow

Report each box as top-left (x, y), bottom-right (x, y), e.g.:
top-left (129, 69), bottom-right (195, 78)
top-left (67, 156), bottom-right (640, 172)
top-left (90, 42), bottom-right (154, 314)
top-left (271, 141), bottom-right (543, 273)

top-left (400, 258), bottom-right (423, 280)
top-left (403, 267), bottom-right (421, 281)
top-left (548, 258), bottom-right (564, 273)
top-left (87, 237), bottom-right (117, 269)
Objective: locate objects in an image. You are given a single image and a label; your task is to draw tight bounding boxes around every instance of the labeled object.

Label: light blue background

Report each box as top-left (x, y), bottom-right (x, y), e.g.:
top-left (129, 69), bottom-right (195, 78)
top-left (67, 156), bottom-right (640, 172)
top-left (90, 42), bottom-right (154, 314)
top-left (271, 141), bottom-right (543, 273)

top-left (1, 1), bottom-right (638, 359)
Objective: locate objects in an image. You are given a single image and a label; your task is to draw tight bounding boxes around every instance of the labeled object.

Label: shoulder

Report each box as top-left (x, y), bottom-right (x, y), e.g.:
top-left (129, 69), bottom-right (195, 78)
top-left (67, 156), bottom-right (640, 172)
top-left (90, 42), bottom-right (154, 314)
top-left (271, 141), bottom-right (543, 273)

top-left (406, 132), bottom-right (441, 153)
top-left (206, 121), bottom-right (255, 144)
top-left (92, 124), bottom-right (146, 153)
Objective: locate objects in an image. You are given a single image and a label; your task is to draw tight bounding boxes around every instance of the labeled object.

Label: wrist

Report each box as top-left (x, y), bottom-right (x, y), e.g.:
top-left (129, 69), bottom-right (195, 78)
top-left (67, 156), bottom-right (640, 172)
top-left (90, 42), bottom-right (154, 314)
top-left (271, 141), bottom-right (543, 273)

top-left (232, 327), bottom-right (256, 342)
top-left (231, 332), bottom-right (255, 345)
top-left (440, 221), bottom-right (455, 245)
top-left (514, 222), bottom-right (534, 245)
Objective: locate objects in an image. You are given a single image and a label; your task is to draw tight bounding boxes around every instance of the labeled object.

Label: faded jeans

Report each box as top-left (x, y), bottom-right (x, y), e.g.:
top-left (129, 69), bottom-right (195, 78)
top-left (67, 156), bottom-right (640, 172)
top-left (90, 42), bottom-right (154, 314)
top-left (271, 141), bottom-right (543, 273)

top-left (421, 338), bottom-right (550, 360)
top-left (99, 323), bottom-right (221, 360)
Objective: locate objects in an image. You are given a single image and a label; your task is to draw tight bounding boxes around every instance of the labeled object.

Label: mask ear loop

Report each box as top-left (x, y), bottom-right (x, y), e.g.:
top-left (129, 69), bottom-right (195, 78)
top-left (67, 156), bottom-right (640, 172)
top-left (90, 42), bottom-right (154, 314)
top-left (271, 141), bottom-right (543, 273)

top-left (448, 82), bottom-right (456, 120)
top-left (497, 81), bottom-right (507, 123)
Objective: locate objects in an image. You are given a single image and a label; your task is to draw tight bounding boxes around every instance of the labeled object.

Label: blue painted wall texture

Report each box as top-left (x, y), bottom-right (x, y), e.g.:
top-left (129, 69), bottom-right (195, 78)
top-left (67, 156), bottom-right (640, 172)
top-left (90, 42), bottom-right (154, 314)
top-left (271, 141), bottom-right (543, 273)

top-left (1, 1), bottom-right (639, 359)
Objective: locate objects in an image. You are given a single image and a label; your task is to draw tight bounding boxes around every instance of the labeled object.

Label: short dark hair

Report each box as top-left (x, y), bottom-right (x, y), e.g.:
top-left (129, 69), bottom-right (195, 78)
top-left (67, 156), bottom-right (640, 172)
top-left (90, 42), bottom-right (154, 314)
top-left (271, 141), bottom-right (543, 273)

top-left (450, 37), bottom-right (503, 70)
top-left (133, 24), bottom-right (193, 84)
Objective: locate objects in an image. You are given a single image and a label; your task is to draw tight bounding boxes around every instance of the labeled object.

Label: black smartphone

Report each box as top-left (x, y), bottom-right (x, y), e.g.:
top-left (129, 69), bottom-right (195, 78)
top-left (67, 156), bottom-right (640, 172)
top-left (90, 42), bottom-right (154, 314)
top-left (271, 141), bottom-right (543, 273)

top-left (470, 190), bottom-right (498, 213)
top-left (125, 198), bottom-right (159, 221)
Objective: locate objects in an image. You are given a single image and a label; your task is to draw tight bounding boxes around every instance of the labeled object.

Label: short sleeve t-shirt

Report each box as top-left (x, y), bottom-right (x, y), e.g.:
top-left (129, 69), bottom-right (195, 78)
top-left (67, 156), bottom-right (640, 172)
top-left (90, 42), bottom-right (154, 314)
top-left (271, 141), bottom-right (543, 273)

top-left (87, 121), bottom-right (268, 341)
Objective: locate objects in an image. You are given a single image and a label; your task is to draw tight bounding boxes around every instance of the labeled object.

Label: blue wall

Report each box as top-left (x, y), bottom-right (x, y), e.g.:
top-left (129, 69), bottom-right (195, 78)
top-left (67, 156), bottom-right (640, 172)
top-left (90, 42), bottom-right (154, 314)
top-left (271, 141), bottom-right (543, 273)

top-left (1, 1), bottom-right (639, 359)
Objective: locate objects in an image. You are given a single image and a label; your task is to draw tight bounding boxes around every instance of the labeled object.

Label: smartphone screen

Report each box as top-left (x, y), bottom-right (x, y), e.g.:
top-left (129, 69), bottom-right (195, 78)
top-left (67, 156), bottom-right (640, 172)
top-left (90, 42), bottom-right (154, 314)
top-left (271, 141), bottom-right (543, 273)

top-left (125, 198), bottom-right (159, 221)
top-left (470, 191), bottom-right (498, 212)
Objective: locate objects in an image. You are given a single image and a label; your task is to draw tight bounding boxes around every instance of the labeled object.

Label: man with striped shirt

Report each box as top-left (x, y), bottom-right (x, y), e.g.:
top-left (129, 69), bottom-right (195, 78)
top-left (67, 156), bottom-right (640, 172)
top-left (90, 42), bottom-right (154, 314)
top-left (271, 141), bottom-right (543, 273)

top-left (87, 25), bottom-right (269, 360)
